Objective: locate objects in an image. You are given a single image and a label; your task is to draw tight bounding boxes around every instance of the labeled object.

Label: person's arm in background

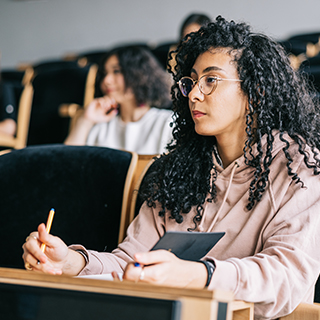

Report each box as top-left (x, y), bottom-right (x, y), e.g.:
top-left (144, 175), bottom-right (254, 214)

top-left (64, 96), bottom-right (118, 145)
top-left (0, 118), bottom-right (16, 136)
top-left (0, 82), bottom-right (17, 137)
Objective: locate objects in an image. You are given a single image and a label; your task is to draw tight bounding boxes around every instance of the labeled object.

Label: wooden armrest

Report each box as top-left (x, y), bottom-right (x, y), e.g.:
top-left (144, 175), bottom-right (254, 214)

top-left (78, 57), bottom-right (89, 67)
top-left (22, 67), bottom-right (34, 85)
top-left (59, 103), bottom-right (82, 118)
top-left (306, 42), bottom-right (320, 58)
top-left (230, 300), bottom-right (254, 320)
top-left (0, 149), bottom-right (12, 156)
top-left (279, 302), bottom-right (320, 320)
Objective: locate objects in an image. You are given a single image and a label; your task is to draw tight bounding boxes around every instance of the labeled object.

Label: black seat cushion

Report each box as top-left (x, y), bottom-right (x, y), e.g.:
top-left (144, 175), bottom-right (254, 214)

top-left (0, 144), bottom-right (132, 269)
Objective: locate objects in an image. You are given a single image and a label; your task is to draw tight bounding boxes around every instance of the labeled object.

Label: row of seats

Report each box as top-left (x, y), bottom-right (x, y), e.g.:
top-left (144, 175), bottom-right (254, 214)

top-left (3, 33), bottom-right (320, 152)
top-left (0, 44), bottom-right (172, 268)
top-left (279, 31), bottom-right (320, 66)
top-left (2, 144), bottom-right (320, 311)
top-left (53, 41), bottom-right (175, 70)
top-left (0, 61), bottom-right (98, 149)
top-left (0, 41), bottom-right (177, 150)
top-left (279, 31), bottom-right (320, 95)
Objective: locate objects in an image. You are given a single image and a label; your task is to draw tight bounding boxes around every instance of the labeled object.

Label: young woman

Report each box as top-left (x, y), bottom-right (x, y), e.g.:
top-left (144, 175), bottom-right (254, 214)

top-left (65, 45), bottom-right (173, 155)
top-left (23, 17), bottom-right (320, 319)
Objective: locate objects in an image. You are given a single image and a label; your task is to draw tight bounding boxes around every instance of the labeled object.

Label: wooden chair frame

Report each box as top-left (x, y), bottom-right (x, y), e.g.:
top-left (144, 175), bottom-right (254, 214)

top-left (279, 302), bottom-right (320, 320)
top-left (118, 154), bottom-right (158, 243)
top-left (58, 63), bottom-right (98, 133)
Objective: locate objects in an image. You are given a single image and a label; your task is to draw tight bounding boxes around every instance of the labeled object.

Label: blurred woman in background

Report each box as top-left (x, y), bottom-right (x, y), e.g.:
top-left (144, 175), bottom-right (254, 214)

top-left (65, 45), bottom-right (173, 155)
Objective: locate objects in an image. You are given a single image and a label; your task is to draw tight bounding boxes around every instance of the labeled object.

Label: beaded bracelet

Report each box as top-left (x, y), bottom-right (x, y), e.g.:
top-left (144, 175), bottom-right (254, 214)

top-left (198, 260), bottom-right (216, 288)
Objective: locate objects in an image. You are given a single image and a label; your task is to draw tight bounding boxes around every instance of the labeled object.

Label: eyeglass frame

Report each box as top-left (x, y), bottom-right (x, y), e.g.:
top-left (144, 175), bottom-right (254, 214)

top-left (177, 75), bottom-right (243, 97)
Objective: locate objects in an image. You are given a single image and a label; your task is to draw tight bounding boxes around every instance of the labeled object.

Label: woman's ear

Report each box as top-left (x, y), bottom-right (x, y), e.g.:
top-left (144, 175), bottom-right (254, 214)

top-left (246, 101), bottom-right (250, 112)
top-left (247, 100), bottom-right (255, 114)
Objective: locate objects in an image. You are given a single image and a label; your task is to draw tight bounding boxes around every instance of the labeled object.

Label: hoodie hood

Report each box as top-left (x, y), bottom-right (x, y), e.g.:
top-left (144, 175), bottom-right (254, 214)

top-left (198, 130), bottom-right (300, 232)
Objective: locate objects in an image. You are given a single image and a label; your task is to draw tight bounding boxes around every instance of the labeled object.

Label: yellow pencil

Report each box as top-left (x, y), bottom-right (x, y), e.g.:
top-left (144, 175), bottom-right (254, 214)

top-left (40, 208), bottom-right (55, 252)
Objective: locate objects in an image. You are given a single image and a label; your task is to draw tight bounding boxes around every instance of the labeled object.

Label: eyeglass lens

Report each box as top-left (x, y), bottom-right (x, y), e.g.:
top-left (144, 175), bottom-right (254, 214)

top-left (179, 78), bottom-right (194, 97)
top-left (179, 76), bottom-right (217, 97)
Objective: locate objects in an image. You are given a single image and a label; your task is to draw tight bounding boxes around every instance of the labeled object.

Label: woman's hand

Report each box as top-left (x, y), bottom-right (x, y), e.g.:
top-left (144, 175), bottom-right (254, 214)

top-left (84, 96), bottom-right (118, 124)
top-left (123, 250), bottom-right (208, 289)
top-left (22, 223), bottom-right (86, 276)
top-left (64, 95), bottom-right (118, 145)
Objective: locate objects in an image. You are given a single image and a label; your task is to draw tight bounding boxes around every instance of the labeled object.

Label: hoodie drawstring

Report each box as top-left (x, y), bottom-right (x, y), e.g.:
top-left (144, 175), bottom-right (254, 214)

top-left (198, 161), bottom-right (239, 232)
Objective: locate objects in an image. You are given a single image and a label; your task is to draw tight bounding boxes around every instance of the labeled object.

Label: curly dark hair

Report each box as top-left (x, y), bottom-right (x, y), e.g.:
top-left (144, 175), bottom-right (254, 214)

top-left (139, 16), bottom-right (320, 226)
top-left (95, 45), bottom-right (171, 108)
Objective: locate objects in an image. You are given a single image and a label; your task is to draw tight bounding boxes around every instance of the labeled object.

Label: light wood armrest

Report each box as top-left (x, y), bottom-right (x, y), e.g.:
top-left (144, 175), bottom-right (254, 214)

top-left (59, 103), bottom-right (82, 118)
top-left (83, 64), bottom-right (98, 107)
top-left (17, 62), bottom-right (33, 71)
top-left (230, 300), bottom-right (254, 320)
top-left (0, 149), bottom-right (12, 156)
top-left (118, 154), bottom-right (159, 244)
top-left (22, 67), bottom-right (34, 85)
top-left (279, 302), bottom-right (320, 320)
top-left (63, 52), bottom-right (79, 61)
top-left (118, 151), bottom-right (138, 244)
top-left (306, 42), bottom-right (320, 58)
top-left (15, 83), bottom-right (33, 149)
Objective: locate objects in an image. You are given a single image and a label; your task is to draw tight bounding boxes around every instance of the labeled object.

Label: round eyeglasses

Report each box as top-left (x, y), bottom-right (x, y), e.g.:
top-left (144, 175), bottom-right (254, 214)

top-left (178, 75), bottom-right (242, 97)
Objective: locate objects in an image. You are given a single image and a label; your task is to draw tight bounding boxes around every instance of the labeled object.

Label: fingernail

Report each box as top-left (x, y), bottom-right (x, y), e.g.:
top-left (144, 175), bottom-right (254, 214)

top-left (134, 262), bottom-right (141, 267)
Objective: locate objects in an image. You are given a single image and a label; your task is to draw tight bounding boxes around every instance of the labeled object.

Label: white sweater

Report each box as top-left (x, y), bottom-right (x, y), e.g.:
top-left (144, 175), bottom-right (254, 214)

top-left (86, 108), bottom-right (173, 154)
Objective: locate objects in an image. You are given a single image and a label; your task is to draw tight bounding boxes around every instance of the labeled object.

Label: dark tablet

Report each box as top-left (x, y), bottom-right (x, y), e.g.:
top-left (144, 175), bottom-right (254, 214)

top-left (150, 231), bottom-right (225, 261)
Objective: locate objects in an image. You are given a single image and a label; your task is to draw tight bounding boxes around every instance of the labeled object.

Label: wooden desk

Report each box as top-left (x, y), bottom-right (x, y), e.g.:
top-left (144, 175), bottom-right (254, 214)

top-left (0, 267), bottom-right (253, 320)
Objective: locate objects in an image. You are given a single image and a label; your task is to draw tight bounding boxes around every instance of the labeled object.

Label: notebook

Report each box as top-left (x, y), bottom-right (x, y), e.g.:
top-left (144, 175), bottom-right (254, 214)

top-left (150, 231), bottom-right (225, 261)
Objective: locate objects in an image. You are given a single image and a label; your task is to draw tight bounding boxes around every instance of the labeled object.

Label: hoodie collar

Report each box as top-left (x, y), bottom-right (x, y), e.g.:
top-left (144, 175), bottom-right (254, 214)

top-left (198, 130), bottom-right (290, 232)
top-left (198, 160), bottom-right (240, 232)
top-left (212, 130), bottom-right (290, 180)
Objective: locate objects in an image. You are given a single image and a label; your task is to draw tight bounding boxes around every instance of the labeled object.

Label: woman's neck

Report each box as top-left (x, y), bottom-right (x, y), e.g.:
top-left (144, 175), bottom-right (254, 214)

top-left (216, 134), bottom-right (247, 168)
top-left (119, 101), bottom-right (151, 123)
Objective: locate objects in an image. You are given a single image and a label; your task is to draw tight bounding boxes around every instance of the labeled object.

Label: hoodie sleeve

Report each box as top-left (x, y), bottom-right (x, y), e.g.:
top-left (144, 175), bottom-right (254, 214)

top-left (208, 163), bottom-right (320, 319)
top-left (72, 202), bottom-right (165, 275)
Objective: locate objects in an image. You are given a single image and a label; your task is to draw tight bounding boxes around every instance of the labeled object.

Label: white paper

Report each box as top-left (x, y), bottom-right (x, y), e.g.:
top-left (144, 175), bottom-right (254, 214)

top-left (76, 273), bottom-right (123, 281)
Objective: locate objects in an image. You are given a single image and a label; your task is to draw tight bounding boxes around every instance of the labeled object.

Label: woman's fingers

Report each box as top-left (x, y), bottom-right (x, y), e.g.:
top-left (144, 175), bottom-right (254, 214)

top-left (85, 96), bottom-right (118, 123)
top-left (111, 271), bottom-right (121, 281)
top-left (123, 250), bottom-right (207, 288)
top-left (22, 223), bottom-right (69, 274)
top-left (123, 262), bottom-right (146, 283)
top-left (123, 250), bottom-right (176, 283)
top-left (23, 227), bottom-right (46, 264)
top-left (134, 249), bottom-right (176, 265)
top-left (99, 97), bottom-right (118, 116)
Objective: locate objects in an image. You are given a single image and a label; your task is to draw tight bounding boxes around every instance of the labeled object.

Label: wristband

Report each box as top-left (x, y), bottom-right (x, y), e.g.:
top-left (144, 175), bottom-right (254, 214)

top-left (76, 249), bottom-right (89, 264)
top-left (198, 260), bottom-right (216, 288)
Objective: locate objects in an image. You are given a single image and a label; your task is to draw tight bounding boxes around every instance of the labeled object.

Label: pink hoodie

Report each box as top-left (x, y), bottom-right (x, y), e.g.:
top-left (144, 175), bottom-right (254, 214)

top-left (74, 131), bottom-right (320, 319)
